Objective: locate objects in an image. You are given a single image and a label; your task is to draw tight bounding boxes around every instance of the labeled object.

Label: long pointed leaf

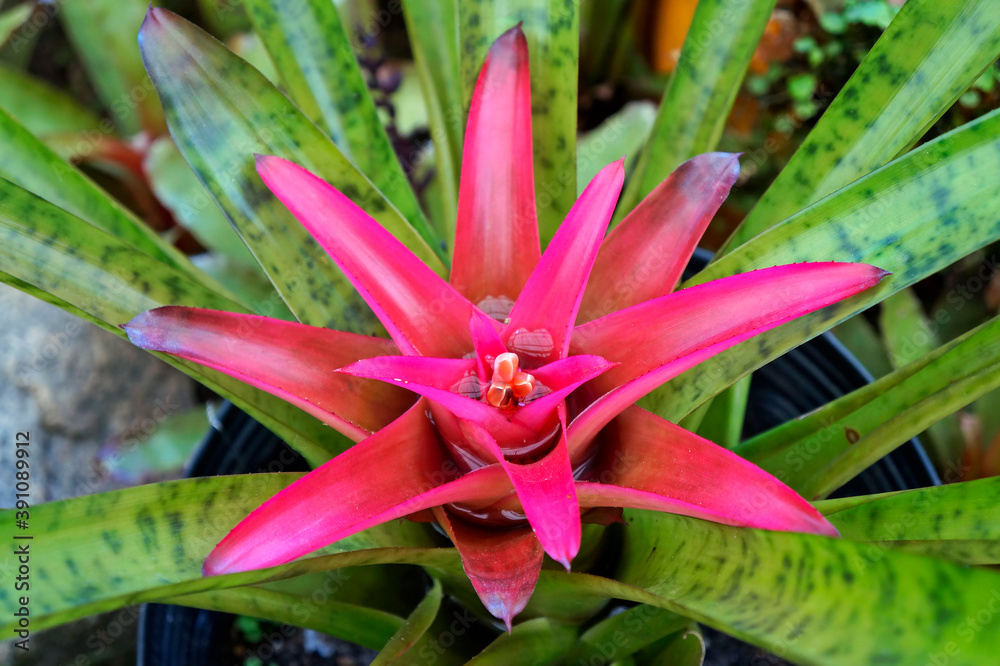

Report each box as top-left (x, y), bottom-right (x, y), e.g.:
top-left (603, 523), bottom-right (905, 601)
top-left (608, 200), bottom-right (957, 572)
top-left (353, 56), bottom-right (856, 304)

top-left (243, 0), bottom-right (435, 245)
top-left (640, 109), bottom-right (1000, 426)
top-left (738, 304), bottom-right (1000, 498)
top-left (139, 8), bottom-right (445, 332)
top-left (0, 107), bottom-right (198, 277)
top-left (458, 0), bottom-right (579, 246)
top-left (371, 579), bottom-right (443, 664)
top-left (0, 178), bottom-right (349, 464)
top-left (59, 0), bottom-right (165, 134)
top-left (169, 582), bottom-right (405, 650)
top-left (618, 510), bottom-right (1000, 665)
top-left (0, 64), bottom-right (103, 137)
top-left (727, 0), bottom-right (1000, 249)
top-left (402, 0), bottom-right (463, 236)
top-left (613, 0), bottom-right (776, 223)
top-left (818, 477), bottom-right (1000, 565)
top-left (0, 474), bottom-right (436, 634)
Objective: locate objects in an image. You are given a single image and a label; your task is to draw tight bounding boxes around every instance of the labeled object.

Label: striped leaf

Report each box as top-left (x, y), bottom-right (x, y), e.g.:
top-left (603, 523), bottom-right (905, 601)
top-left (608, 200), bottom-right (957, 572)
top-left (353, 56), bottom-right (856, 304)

top-left (243, 0), bottom-right (436, 247)
top-left (458, 0), bottom-right (579, 246)
top-left (725, 0), bottom-right (1000, 249)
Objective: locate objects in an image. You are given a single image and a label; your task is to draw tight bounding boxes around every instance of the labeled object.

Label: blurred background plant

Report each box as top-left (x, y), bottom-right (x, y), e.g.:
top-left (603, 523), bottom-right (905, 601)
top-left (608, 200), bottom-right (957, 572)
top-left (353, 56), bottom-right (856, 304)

top-left (2, 0), bottom-right (1000, 663)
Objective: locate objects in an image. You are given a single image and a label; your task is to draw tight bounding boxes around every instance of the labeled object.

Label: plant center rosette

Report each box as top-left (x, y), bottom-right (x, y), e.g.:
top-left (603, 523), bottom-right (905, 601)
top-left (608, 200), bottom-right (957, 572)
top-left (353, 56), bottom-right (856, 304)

top-left (124, 24), bottom-right (887, 628)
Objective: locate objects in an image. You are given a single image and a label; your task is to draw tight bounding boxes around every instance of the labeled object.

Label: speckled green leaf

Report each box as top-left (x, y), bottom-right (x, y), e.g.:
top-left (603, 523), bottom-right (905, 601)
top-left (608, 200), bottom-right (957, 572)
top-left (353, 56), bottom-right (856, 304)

top-left (0, 107), bottom-right (199, 276)
top-left (140, 8), bottom-right (445, 333)
top-left (727, 0), bottom-right (1000, 249)
top-left (639, 109), bottom-right (1000, 429)
top-left (59, 0), bottom-right (165, 135)
top-left (0, 179), bottom-right (349, 464)
top-left (0, 474), bottom-right (436, 634)
top-left (458, 0), bottom-right (578, 247)
top-left (817, 477), bottom-right (1000, 565)
top-left (402, 0), bottom-right (463, 238)
top-left (467, 618), bottom-right (576, 665)
top-left (738, 313), bottom-right (1000, 498)
top-left (618, 510), bottom-right (1000, 665)
top-left (569, 604), bottom-right (688, 666)
top-left (144, 135), bottom-right (254, 265)
top-left (371, 579), bottom-right (442, 665)
top-left (880, 287), bottom-right (964, 466)
top-left (244, 0), bottom-right (436, 248)
top-left (613, 0), bottom-right (776, 224)
top-left (143, 135), bottom-right (292, 316)
top-left (0, 469), bottom-right (664, 639)
top-left (0, 64), bottom-right (103, 138)
top-left (169, 575), bottom-right (406, 650)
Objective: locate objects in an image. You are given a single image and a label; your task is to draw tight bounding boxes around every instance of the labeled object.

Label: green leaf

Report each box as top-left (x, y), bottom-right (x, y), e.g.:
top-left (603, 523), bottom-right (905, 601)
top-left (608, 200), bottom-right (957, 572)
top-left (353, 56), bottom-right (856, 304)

top-left (693, 376), bottom-right (750, 450)
top-left (880, 287), bottom-right (965, 466)
top-left (467, 618), bottom-right (576, 665)
top-left (143, 133), bottom-right (289, 315)
top-left (171, 574), bottom-right (406, 650)
top-left (0, 473), bottom-right (436, 634)
top-left (569, 604), bottom-right (688, 666)
top-left (402, 0), bottom-right (463, 238)
top-left (639, 109), bottom-right (1000, 429)
top-left (103, 407), bottom-right (209, 483)
top-left (243, 0), bottom-right (437, 249)
top-left (817, 477), bottom-right (1000, 565)
top-left (0, 3), bottom-right (32, 47)
top-left (727, 0), bottom-right (1000, 249)
top-left (613, 0), bottom-right (776, 224)
top-left (197, 0), bottom-right (253, 39)
top-left (577, 101), bottom-right (656, 196)
top-left (226, 31), bottom-right (281, 85)
top-left (0, 178), bottom-right (349, 465)
top-left (371, 579), bottom-right (443, 665)
top-left (140, 8), bottom-right (446, 333)
top-left (0, 64), bottom-right (103, 138)
top-left (618, 510), bottom-right (1000, 665)
top-left (737, 312), bottom-right (1000, 497)
top-left (458, 0), bottom-right (579, 247)
top-left (59, 0), bottom-right (166, 135)
top-left (0, 108), bottom-right (199, 276)
top-left (144, 135), bottom-right (256, 266)
top-left (637, 626), bottom-right (705, 666)
top-left (831, 314), bottom-right (894, 378)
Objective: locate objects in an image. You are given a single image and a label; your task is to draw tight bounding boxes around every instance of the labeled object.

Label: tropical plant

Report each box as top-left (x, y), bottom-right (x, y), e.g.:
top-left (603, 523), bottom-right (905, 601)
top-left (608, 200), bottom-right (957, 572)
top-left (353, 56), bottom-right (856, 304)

top-left (2, 0), bottom-right (1000, 664)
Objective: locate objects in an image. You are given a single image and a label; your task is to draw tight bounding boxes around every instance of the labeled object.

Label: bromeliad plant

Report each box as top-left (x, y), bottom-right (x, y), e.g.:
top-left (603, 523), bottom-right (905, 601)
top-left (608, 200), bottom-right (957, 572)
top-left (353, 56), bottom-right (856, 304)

top-left (4, 1), bottom-right (1000, 664)
top-left (123, 25), bottom-right (874, 627)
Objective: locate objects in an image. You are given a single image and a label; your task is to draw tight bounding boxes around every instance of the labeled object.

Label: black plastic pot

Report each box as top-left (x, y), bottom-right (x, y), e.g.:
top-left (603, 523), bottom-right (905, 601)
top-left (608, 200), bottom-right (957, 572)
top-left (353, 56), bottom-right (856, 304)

top-left (138, 250), bottom-right (938, 664)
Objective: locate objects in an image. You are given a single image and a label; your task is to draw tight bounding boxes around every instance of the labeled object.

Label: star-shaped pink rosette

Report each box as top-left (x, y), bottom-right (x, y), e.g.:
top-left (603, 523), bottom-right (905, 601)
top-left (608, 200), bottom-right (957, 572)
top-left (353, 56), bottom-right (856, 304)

top-left (124, 26), bottom-right (886, 628)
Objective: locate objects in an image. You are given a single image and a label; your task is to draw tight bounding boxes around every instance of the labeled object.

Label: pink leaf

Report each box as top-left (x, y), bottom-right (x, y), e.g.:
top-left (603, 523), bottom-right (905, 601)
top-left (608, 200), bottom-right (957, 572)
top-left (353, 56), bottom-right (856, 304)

top-left (576, 406), bottom-right (837, 537)
top-left (569, 263), bottom-right (888, 450)
top-left (462, 405), bottom-right (581, 570)
top-left (123, 306), bottom-right (412, 442)
top-left (450, 25), bottom-right (540, 307)
top-left (256, 155), bottom-right (476, 357)
top-left (514, 355), bottom-right (617, 432)
top-left (204, 402), bottom-right (511, 575)
top-left (502, 159), bottom-right (625, 364)
top-left (579, 153), bottom-right (741, 322)
top-left (434, 507), bottom-right (543, 631)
